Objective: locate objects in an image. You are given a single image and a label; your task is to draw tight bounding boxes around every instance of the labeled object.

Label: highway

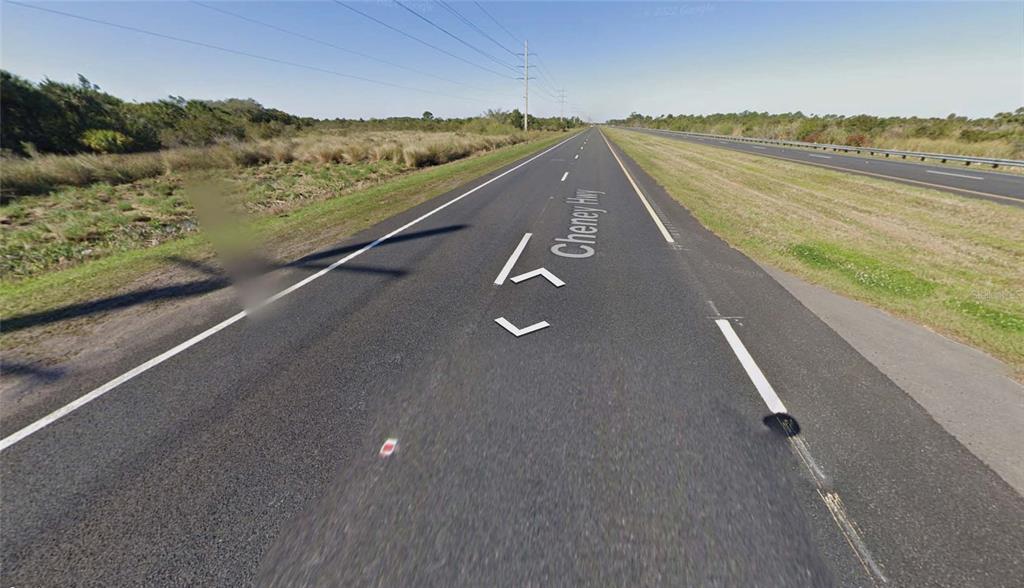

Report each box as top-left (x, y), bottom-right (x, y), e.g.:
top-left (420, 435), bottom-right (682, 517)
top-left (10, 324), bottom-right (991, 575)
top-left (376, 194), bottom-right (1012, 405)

top-left (2, 128), bottom-right (1022, 586)
top-left (626, 127), bottom-right (1024, 206)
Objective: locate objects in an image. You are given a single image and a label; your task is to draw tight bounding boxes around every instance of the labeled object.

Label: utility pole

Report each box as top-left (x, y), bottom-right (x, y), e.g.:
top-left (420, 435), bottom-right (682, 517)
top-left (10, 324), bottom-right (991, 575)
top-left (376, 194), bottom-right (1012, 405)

top-left (523, 40), bottom-right (529, 132)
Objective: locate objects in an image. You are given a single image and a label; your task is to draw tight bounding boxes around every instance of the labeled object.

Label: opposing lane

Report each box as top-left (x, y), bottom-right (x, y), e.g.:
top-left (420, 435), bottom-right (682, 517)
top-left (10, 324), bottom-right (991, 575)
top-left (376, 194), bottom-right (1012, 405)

top-left (2, 128), bottom-right (1022, 586)
top-left (625, 127), bottom-right (1024, 206)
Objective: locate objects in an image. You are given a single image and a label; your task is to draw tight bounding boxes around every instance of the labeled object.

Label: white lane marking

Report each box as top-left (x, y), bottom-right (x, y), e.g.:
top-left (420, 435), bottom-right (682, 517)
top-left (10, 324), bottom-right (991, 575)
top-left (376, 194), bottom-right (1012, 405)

top-left (379, 438), bottom-right (398, 457)
top-left (494, 233), bottom-right (531, 285)
top-left (510, 267), bottom-right (565, 287)
top-left (560, 171), bottom-right (569, 182)
top-left (0, 133), bottom-right (582, 452)
top-left (580, 146), bottom-right (585, 150)
top-left (494, 317), bottom-right (549, 337)
top-left (926, 170), bottom-right (984, 180)
top-left (599, 132), bottom-right (675, 243)
top-left (574, 154), bottom-right (579, 160)
top-left (751, 146), bottom-right (767, 150)
top-left (714, 319), bottom-right (787, 414)
top-left (714, 318), bottom-right (886, 582)
top-left (808, 154), bottom-right (832, 159)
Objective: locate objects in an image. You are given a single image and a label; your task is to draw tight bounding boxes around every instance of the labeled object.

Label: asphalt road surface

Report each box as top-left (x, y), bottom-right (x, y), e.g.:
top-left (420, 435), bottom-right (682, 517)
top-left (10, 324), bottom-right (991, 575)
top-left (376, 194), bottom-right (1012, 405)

top-left (3, 128), bottom-right (1023, 586)
top-left (627, 127), bottom-right (1024, 206)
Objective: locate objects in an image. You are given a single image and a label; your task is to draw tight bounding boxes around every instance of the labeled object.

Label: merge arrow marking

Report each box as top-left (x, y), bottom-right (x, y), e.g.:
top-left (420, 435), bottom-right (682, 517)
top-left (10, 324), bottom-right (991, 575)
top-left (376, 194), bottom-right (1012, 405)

top-left (510, 268), bottom-right (565, 288)
top-left (494, 317), bottom-right (550, 337)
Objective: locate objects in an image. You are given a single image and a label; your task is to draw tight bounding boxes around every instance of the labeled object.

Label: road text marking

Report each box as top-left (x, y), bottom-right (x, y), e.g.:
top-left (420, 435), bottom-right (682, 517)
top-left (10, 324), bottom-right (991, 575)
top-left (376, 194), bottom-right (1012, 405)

top-left (600, 132), bottom-right (675, 243)
top-left (0, 133), bottom-right (582, 452)
top-left (495, 317), bottom-right (550, 337)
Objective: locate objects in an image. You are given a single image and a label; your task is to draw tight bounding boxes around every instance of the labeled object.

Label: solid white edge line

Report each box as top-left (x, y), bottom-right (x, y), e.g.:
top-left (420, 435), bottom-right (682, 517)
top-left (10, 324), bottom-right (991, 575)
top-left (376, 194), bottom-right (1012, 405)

top-left (494, 233), bottom-right (532, 285)
top-left (926, 170), bottom-right (984, 180)
top-left (0, 132), bottom-right (583, 453)
top-left (599, 131), bottom-right (675, 243)
top-left (714, 319), bottom-right (787, 414)
top-left (560, 171), bottom-right (569, 182)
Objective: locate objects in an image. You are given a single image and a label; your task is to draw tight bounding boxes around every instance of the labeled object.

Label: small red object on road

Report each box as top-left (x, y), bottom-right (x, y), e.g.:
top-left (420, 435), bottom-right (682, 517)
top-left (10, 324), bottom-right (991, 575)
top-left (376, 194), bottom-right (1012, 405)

top-left (379, 438), bottom-right (398, 458)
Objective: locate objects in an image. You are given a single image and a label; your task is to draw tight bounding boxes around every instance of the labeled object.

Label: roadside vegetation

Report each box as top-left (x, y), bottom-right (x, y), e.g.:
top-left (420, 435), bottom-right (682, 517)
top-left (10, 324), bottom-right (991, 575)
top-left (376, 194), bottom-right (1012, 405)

top-left (1, 71), bottom-right (585, 282)
top-left (0, 70), bottom-right (585, 344)
top-left (609, 109), bottom-right (1024, 159)
top-left (1, 132), bottom-right (573, 340)
top-left (1, 70), bottom-right (581, 159)
top-left (604, 128), bottom-right (1024, 375)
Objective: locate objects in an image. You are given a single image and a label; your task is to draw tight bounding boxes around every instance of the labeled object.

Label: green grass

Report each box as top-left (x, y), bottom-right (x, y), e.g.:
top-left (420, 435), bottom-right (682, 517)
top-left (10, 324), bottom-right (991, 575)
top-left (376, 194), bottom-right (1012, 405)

top-left (0, 132), bottom-right (572, 330)
top-left (1, 132), bottom-right (536, 280)
top-left (788, 243), bottom-right (937, 299)
top-left (604, 127), bottom-right (1024, 376)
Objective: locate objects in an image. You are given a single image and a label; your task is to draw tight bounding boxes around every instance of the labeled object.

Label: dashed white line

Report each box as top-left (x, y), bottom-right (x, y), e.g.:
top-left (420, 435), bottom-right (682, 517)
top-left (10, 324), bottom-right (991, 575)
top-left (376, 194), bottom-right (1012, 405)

top-left (574, 154), bottom-right (579, 160)
top-left (494, 232), bottom-right (532, 285)
top-left (560, 171), bottom-right (569, 182)
top-left (751, 146), bottom-right (767, 150)
top-left (926, 170), bottom-right (984, 180)
top-left (600, 132), bottom-right (675, 243)
top-left (714, 319), bottom-right (787, 414)
top-left (808, 154), bottom-right (832, 159)
top-left (0, 133), bottom-right (583, 452)
top-left (714, 318), bottom-right (886, 583)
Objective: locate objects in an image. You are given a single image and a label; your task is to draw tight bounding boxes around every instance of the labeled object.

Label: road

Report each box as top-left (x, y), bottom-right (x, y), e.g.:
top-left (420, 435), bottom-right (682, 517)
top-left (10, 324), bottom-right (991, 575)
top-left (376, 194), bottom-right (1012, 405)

top-left (626, 127), bottom-right (1024, 206)
top-left (3, 128), bottom-right (1023, 586)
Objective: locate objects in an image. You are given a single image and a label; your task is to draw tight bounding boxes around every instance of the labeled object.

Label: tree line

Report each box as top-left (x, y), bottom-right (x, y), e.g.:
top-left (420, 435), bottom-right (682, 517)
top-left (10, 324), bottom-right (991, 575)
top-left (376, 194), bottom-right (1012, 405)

top-left (1, 71), bottom-right (585, 157)
top-left (607, 109), bottom-right (1024, 150)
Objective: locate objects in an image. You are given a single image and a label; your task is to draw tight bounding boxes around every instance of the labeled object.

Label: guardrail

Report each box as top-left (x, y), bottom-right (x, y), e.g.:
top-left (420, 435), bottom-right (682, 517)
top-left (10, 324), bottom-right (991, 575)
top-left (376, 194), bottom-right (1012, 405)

top-left (627, 127), bottom-right (1024, 169)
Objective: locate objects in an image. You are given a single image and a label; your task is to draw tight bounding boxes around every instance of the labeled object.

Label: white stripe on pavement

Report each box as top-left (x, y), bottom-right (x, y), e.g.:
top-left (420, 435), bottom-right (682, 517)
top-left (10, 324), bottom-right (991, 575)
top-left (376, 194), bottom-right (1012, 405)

top-left (600, 131), bottom-right (675, 243)
top-left (0, 133), bottom-right (583, 452)
top-left (714, 319), bottom-right (787, 414)
top-left (926, 170), bottom-right (984, 180)
top-left (494, 233), bottom-right (531, 285)
top-left (808, 154), bottom-right (832, 159)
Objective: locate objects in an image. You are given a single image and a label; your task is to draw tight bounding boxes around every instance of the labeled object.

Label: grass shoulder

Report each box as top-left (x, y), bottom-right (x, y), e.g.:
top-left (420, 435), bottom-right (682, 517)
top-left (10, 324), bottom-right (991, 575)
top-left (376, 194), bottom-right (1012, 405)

top-left (603, 127), bottom-right (1024, 375)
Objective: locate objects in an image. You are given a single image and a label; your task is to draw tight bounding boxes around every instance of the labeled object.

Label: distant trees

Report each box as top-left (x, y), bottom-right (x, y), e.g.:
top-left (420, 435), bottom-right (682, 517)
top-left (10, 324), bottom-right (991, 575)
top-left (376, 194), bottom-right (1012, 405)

top-left (606, 109), bottom-right (1024, 157)
top-left (1, 70), bottom-right (587, 158)
top-left (1, 71), bottom-right (314, 156)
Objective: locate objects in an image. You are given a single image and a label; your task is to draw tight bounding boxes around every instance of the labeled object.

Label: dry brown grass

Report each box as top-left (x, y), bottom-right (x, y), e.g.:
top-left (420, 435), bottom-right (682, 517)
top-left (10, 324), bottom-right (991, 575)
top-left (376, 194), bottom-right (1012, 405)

top-left (1, 131), bottom-right (527, 196)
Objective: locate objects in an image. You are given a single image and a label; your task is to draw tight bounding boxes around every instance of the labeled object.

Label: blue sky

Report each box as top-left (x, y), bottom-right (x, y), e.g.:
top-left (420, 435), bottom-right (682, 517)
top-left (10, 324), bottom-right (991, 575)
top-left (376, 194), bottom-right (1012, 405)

top-left (2, 1), bottom-right (1021, 121)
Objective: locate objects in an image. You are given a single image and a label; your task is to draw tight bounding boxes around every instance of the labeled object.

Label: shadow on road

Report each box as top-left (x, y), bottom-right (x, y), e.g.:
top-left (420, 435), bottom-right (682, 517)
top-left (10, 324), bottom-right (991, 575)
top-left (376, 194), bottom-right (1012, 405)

top-left (3, 224), bottom-right (467, 333)
top-left (763, 413), bottom-right (801, 437)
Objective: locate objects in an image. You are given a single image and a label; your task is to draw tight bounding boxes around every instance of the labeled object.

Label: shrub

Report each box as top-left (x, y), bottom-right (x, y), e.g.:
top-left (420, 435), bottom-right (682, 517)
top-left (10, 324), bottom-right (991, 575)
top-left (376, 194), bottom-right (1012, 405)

top-left (80, 129), bottom-right (132, 154)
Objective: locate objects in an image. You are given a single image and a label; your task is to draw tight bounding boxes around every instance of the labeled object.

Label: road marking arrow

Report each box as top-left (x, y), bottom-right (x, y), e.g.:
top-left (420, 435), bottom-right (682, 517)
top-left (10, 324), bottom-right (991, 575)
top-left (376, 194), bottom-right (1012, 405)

top-left (510, 268), bottom-right (565, 288)
top-left (495, 317), bottom-right (550, 337)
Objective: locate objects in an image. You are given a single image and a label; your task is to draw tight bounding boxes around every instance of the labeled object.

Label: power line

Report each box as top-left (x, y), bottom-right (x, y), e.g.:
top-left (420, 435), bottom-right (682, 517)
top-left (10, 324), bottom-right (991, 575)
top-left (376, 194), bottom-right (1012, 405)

top-left (436, 0), bottom-right (518, 58)
top-left (6, 1), bottom-right (502, 105)
top-left (393, 1), bottom-right (519, 73)
top-left (334, 1), bottom-right (515, 80)
top-left (190, 1), bottom-right (499, 97)
top-left (473, 1), bottom-right (519, 44)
